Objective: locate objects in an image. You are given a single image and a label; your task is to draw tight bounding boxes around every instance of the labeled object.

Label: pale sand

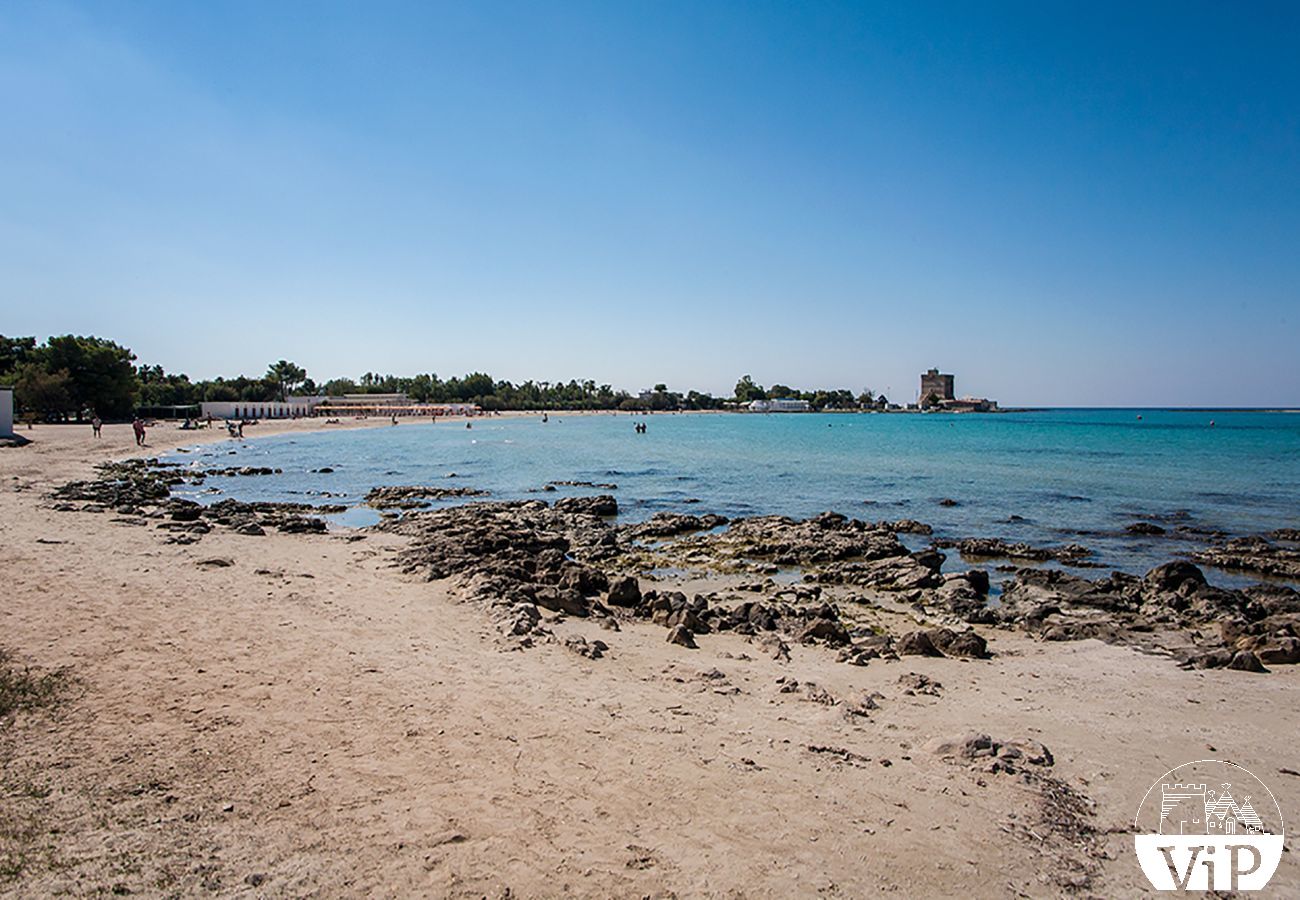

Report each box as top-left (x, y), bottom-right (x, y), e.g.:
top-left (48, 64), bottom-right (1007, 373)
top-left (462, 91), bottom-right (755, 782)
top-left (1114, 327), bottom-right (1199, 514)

top-left (2, 422), bottom-right (1298, 897)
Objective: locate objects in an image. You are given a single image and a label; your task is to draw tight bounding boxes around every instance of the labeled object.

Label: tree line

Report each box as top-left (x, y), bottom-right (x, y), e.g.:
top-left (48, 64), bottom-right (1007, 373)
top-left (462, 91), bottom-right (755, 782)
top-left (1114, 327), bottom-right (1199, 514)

top-left (1, 334), bottom-right (888, 419)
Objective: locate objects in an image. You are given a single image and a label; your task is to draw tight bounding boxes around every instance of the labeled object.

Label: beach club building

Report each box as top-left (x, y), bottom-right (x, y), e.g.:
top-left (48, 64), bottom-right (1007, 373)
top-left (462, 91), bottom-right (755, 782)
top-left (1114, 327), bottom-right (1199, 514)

top-left (200, 396), bottom-right (322, 420)
top-left (748, 398), bottom-right (812, 412)
top-left (199, 393), bottom-right (482, 420)
top-left (0, 386), bottom-right (13, 437)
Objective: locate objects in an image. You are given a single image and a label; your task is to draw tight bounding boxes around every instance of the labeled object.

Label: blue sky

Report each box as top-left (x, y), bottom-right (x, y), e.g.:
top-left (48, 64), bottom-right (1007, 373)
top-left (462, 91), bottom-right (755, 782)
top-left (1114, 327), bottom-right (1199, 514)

top-left (1, 1), bottom-right (1297, 406)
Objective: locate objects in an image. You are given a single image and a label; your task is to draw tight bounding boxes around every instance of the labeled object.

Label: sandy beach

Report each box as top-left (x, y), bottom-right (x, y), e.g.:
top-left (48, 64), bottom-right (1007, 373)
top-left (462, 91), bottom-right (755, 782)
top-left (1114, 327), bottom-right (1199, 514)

top-left (2, 420), bottom-right (1298, 897)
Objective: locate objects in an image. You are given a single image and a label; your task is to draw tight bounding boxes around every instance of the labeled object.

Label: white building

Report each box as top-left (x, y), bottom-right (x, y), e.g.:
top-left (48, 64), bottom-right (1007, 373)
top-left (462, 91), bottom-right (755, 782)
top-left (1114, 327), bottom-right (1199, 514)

top-left (200, 396), bottom-right (323, 420)
top-left (748, 398), bottom-right (811, 412)
top-left (0, 386), bottom-right (13, 437)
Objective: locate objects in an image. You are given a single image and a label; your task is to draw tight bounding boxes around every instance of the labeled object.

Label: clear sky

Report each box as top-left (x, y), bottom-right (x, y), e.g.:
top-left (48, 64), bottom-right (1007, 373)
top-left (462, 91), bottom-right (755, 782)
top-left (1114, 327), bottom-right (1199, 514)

top-left (1, 1), bottom-right (1297, 406)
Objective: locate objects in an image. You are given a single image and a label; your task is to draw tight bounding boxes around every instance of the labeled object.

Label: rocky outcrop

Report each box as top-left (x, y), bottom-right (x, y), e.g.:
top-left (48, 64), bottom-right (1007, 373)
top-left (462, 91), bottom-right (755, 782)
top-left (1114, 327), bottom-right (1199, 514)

top-left (605, 576), bottom-right (642, 608)
top-left (934, 537), bottom-right (1093, 564)
top-left (52, 461), bottom-right (338, 540)
top-left (1193, 536), bottom-right (1300, 580)
top-left (897, 627), bottom-right (988, 659)
top-left (553, 495), bottom-right (618, 517)
top-left (623, 512), bottom-right (729, 538)
top-left (365, 485), bottom-right (489, 509)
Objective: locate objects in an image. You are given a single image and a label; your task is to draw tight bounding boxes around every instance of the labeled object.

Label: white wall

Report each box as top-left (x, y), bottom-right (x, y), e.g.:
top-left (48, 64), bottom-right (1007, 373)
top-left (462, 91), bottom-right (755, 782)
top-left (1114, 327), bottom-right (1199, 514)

top-left (0, 387), bottom-right (13, 437)
top-left (200, 398), bottom-right (322, 420)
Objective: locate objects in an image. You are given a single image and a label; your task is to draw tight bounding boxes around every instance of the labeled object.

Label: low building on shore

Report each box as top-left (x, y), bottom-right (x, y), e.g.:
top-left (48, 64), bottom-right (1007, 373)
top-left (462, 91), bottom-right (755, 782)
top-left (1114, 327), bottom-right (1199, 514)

top-left (0, 386), bottom-right (13, 437)
top-left (199, 394), bottom-right (482, 420)
top-left (316, 395), bottom-right (480, 417)
top-left (748, 398), bottom-right (811, 412)
top-left (200, 397), bottom-right (323, 420)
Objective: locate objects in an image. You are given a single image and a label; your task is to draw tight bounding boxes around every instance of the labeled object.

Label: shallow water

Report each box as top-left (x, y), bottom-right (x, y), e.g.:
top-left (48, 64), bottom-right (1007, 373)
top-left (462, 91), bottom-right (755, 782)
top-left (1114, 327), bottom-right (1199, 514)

top-left (167, 409), bottom-right (1300, 586)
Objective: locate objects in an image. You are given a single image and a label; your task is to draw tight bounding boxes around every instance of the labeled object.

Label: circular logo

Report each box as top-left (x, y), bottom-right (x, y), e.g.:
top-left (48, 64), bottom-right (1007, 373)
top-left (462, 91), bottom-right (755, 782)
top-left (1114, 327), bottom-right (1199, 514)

top-left (1133, 759), bottom-right (1285, 891)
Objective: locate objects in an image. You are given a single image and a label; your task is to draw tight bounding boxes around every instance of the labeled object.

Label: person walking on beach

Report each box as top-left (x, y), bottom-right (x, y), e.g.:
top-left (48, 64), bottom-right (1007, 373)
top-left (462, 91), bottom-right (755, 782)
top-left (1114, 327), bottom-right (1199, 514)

top-left (132, 417), bottom-right (146, 446)
top-left (91, 415), bottom-right (102, 438)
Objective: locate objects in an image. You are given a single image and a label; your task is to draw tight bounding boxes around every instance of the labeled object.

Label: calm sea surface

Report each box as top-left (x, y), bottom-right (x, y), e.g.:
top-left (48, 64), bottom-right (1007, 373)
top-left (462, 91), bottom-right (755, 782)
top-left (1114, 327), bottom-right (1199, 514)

top-left (168, 409), bottom-right (1300, 586)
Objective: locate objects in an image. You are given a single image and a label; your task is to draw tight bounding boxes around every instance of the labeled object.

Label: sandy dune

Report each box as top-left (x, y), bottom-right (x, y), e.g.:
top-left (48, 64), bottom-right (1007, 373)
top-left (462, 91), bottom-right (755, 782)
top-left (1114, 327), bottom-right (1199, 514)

top-left (2, 422), bottom-right (1297, 897)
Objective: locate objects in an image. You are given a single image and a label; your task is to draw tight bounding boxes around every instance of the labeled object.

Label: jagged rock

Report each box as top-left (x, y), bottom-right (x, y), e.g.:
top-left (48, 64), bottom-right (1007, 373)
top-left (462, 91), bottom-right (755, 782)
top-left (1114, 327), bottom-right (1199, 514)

top-left (758, 634), bottom-right (790, 661)
top-left (910, 548), bottom-right (946, 572)
top-left (666, 625), bottom-right (697, 649)
top-left (844, 692), bottom-right (881, 717)
top-left (936, 537), bottom-right (1092, 564)
top-left (606, 576), bottom-right (642, 608)
top-left (898, 673), bottom-right (942, 696)
top-left (534, 587), bottom-right (591, 617)
top-left (926, 627), bottom-right (989, 659)
top-left (877, 519), bottom-right (933, 535)
top-left (798, 617), bottom-right (850, 646)
top-left (498, 603), bottom-right (541, 636)
top-left (897, 630), bottom-right (941, 657)
top-left (626, 512), bottom-right (729, 537)
top-left (553, 495), bottom-right (618, 517)
top-left (1254, 638), bottom-right (1300, 665)
top-left (558, 564), bottom-right (609, 596)
top-left (664, 607), bottom-right (710, 634)
top-left (277, 516), bottom-right (327, 534)
top-left (564, 636), bottom-right (608, 659)
top-left (1227, 650), bottom-right (1268, 673)
top-left (1193, 537), bottom-right (1300, 580)
top-left (168, 501), bottom-right (204, 521)
top-left (1143, 561), bottom-right (1206, 593)
top-left (365, 485), bottom-right (490, 509)
top-left (1126, 522), bottom-right (1166, 535)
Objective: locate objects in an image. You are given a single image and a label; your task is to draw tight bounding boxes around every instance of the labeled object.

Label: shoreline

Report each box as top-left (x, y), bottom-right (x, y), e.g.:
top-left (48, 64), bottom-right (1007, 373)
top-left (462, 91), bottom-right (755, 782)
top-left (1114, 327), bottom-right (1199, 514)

top-left (2, 425), bottom-right (1298, 895)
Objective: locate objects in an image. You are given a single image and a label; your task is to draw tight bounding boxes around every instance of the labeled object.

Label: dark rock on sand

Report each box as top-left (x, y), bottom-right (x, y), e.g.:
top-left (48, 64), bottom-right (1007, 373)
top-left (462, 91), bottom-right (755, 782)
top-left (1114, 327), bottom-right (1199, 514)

top-left (897, 627), bottom-right (988, 659)
top-left (605, 575), bottom-right (642, 608)
top-left (897, 630), bottom-right (942, 657)
top-left (666, 625), bottom-right (698, 649)
top-left (898, 672), bottom-right (942, 696)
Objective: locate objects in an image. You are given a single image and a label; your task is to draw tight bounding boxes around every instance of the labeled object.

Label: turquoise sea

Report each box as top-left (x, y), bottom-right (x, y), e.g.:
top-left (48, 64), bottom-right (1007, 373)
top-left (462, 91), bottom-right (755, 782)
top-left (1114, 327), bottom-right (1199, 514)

top-left (169, 409), bottom-right (1300, 587)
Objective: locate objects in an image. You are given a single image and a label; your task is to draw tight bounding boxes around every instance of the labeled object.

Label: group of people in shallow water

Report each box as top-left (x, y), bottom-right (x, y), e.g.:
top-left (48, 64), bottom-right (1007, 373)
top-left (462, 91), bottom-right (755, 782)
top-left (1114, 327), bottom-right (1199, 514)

top-left (633, 421), bottom-right (647, 434)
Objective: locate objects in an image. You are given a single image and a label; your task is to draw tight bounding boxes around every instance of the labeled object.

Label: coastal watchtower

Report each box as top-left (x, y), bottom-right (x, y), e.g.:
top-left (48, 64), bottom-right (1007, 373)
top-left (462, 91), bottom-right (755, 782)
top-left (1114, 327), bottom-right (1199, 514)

top-left (920, 368), bottom-right (955, 404)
